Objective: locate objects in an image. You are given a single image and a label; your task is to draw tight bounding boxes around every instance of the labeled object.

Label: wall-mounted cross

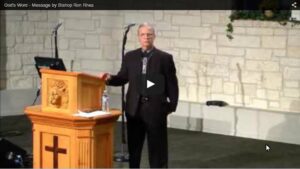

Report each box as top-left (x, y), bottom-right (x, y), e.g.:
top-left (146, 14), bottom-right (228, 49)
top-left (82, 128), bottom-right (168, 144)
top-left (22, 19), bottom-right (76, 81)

top-left (45, 135), bottom-right (67, 168)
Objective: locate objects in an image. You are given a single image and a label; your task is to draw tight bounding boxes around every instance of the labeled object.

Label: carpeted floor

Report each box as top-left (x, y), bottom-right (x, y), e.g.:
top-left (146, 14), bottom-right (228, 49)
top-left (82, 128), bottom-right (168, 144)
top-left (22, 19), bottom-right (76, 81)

top-left (1, 115), bottom-right (300, 168)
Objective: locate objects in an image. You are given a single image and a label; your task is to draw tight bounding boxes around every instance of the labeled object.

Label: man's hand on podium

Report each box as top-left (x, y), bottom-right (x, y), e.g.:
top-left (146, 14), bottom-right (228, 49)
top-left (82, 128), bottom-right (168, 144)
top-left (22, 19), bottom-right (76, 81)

top-left (99, 72), bottom-right (111, 81)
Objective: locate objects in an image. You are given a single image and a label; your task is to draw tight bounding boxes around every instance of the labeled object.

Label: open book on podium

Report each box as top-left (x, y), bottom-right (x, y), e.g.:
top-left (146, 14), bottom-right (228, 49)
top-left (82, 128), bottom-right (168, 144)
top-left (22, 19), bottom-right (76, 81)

top-left (25, 69), bottom-right (121, 168)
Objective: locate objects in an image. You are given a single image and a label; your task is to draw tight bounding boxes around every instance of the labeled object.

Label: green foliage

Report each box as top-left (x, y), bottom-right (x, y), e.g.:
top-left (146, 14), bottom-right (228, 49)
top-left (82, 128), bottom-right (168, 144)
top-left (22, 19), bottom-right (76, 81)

top-left (226, 23), bottom-right (233, 40)
top-left (226, 10), bottom-right (300, 40)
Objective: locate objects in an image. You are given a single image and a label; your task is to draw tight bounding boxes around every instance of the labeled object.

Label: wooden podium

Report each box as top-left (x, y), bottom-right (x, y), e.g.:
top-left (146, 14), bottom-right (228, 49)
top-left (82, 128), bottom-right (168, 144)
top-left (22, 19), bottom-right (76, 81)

top-left (25, 69), bottom-right (121, 168)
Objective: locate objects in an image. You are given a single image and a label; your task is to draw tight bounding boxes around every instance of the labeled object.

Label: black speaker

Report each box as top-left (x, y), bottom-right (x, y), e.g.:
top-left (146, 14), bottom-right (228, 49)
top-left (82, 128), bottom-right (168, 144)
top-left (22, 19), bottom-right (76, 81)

top-left (206, 100), bottom-right (228, 107)
top-left (0, 138), bottom-right (27, 168)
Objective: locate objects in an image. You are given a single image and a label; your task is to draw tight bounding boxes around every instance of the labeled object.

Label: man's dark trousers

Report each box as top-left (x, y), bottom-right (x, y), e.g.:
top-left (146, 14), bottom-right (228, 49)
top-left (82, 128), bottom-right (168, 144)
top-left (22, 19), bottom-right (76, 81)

top-left (126, 98), bottom-right (168, 168)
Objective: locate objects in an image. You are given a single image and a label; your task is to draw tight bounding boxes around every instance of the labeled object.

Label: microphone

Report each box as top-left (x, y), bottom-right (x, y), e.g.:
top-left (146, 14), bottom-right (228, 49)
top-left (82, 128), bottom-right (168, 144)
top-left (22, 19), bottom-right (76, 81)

top-left (52, 22), bottom-right (62, 34)
top-left (70, 60), bottom-right (74, 72)
top-left (124, 23), bottom-right (136, 29)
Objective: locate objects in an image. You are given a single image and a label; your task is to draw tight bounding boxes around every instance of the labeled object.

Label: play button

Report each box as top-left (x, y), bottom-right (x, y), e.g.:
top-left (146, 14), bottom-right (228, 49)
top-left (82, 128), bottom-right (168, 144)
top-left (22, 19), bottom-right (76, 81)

top-left (137, 73), bottom-right (165, 95)
top-left (147, 80), bottom-right (155, 88)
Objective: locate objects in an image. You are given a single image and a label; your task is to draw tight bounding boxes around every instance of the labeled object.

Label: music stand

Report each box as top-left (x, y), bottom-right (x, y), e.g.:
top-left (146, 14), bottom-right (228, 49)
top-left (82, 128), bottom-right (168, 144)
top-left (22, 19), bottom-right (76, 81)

top-left (31, 56), bottom-right (66, 105)
top-left (34, 56), bottom-right (66, 77)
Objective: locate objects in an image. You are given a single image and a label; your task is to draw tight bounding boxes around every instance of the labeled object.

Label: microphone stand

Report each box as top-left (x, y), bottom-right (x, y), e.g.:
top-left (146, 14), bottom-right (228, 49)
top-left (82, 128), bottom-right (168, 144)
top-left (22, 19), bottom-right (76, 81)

top-left (32, 26), bottom-right (59, 107)
top-left (53, 28), bottom-right (59, 59)
top-left (32, 25), bottom-right (60, 106)
top-left (113, 26), bottom-right (132, 163)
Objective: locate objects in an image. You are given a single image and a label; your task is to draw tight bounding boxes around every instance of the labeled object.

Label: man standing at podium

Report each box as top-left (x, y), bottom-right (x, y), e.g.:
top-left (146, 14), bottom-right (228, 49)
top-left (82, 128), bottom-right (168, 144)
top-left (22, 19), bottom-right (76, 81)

top-left (99, 23), bottom-right (179, 168)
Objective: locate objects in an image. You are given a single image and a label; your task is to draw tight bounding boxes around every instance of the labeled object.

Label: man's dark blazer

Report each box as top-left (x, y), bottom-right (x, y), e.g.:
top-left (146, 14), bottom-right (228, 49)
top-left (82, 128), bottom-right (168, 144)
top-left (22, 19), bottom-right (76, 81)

top-left (107, 47), bottom-right (179, 117)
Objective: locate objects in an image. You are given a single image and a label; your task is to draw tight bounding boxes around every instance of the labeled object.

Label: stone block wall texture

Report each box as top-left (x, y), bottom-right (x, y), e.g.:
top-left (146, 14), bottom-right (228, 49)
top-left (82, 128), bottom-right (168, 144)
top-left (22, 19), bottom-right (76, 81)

top-left (1, 10), bottom-right (299, 113)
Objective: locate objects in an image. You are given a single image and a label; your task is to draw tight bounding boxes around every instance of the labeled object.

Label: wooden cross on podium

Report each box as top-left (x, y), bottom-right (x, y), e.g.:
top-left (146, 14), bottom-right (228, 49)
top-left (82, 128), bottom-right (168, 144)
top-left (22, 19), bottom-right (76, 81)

top-left (45, 136), bottom-right (67, 168)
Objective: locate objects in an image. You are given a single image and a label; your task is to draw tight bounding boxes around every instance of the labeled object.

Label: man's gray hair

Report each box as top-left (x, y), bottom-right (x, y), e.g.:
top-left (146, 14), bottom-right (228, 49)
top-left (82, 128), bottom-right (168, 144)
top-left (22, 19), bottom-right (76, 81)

top-left (138, 22), bottom-right (155, 35)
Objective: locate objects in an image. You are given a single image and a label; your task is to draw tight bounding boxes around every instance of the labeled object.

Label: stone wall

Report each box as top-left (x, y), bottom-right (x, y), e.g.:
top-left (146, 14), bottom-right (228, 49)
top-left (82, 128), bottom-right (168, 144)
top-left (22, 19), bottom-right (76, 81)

top-left (0, 10), bottom-right (58, 89)
top-left (1, 10), bottom-right (300, 113)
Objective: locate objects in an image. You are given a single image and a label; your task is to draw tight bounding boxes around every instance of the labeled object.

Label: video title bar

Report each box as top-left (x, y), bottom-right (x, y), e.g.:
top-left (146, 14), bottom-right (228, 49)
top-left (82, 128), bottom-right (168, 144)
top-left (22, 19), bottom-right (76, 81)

top-left (1, 0), bottom-right (298, 10)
